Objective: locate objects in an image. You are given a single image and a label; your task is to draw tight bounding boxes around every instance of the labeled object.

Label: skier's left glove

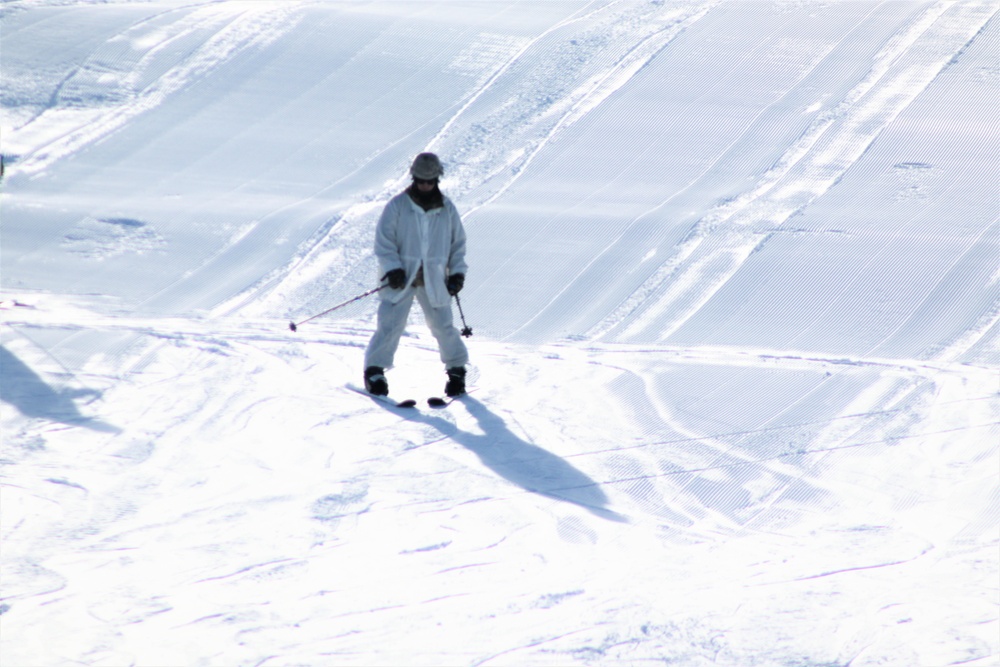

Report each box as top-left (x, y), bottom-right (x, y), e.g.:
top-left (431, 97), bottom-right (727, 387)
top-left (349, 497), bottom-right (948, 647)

top-left (446, 273), bottom-right (465, 296)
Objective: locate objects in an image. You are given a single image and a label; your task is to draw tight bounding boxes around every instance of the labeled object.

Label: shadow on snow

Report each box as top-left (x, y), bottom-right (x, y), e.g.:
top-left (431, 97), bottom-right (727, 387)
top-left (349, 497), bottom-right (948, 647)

top-left (391, 395), bottom-right (627, 522)
top-left (0, 346), bottom-right (119, 433)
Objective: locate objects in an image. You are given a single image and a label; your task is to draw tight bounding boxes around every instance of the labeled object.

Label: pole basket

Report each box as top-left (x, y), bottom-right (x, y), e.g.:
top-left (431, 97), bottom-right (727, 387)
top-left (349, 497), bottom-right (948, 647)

top-left (455, 294), bottom-right (473, 337)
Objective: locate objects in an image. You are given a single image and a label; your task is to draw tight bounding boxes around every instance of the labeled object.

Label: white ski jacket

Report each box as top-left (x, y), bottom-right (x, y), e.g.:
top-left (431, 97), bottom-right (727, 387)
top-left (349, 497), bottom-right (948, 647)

top-left (373, 191), bottom-right (468, 309)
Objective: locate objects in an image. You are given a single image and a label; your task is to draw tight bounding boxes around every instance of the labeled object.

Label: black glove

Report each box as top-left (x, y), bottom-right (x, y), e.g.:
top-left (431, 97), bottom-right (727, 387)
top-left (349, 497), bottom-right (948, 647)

top-left (385, 268), bottom-right (406, 290)
top-left (446, 273), bottom-right (465, 296)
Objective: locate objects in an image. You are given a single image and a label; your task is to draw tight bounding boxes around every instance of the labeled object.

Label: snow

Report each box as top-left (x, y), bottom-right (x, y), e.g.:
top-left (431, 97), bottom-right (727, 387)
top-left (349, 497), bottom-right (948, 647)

top-left (1, 1), bottom-right (997, 665)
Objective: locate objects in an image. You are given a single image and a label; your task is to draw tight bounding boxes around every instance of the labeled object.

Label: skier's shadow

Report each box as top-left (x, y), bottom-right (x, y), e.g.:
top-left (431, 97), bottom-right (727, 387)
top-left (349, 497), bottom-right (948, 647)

top-left (0, 346), bottom-right (119, 433)
top-left (403, 396), bottom-right (626, 522)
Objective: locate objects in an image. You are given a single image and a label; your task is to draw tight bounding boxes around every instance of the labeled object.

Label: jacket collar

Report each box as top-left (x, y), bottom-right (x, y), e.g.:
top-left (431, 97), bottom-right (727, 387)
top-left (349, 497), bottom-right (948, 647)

top-left (406, 184), bottom-right (444, 212)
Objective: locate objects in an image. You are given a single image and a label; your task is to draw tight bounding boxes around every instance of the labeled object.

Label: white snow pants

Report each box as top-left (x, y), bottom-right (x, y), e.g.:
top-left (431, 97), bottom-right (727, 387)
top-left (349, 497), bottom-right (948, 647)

top-left (365, 287), bottom-right (469, 370)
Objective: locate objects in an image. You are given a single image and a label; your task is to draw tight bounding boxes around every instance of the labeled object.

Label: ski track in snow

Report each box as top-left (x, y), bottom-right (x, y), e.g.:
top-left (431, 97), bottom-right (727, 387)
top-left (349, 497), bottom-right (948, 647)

top-left (1, 1), bottom-right (998, 665)
top-left (241, 0), bottom-right (719, 323)
top-left (3, 2), bottom-right (302, 176)
top-left (3, 304), bottom-right (997, 665)
top-left (588, 1), bottom-right (999, 346)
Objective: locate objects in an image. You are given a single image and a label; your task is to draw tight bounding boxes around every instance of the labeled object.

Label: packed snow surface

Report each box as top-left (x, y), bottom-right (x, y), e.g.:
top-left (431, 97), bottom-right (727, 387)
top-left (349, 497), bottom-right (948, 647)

top-left (2, 1), bottom-right (998, 665)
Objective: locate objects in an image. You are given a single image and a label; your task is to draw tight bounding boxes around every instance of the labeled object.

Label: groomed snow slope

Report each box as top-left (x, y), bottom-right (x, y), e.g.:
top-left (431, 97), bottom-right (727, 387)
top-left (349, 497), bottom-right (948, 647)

top-left (1, 1), bottom-right (998, 666)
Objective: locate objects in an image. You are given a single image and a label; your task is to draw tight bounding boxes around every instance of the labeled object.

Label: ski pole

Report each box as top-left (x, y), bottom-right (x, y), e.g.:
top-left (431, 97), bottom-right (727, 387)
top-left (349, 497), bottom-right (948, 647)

top-left (455, 293), bottom-right (473, 338)
top-left (289, 279), bottom-right (387, 332)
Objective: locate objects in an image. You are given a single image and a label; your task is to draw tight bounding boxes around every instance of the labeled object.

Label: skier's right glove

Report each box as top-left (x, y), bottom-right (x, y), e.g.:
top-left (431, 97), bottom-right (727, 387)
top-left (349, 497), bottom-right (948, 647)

top-left (446, 273), bottom-right (465, 296)
top-left (385, 268), bottom-right (406, 290)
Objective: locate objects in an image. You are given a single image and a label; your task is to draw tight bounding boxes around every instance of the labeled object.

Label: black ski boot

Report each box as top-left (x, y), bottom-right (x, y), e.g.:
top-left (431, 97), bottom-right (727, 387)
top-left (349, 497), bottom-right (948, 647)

top-left (444, 366), bottom-right (466, 397)
top-left (364, 366), bottom-right (389, 396)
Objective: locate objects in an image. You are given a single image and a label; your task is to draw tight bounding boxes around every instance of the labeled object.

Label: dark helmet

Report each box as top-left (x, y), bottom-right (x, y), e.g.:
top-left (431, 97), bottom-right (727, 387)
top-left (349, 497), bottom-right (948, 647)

top-left (410, 152), bottom-right (444, 180)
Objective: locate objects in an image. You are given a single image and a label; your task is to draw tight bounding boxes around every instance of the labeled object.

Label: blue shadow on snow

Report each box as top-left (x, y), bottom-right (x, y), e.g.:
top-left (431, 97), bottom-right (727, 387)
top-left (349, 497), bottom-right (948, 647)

top-left (0, 346), bottom-right (119, 433)
top-left (389, 395), bottom-right (627, 522)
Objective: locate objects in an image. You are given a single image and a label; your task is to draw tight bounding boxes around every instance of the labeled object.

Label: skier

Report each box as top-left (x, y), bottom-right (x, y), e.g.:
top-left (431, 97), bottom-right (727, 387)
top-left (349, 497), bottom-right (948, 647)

top-left (364, 152), bottom-right (469, 398)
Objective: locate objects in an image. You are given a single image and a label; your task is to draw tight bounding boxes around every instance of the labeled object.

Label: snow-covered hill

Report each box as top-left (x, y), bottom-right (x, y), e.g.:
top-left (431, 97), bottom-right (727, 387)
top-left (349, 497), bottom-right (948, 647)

top-left (2, 2), bottom-right (997, 665)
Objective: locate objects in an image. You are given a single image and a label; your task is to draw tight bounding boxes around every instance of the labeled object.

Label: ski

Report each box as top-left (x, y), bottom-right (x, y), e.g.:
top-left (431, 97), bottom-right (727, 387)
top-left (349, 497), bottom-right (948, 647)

top-left (349, 384), bottom-right (473, 409)
top-left (347, 385), bottom-right (416, 408)
top-left (379, 396), bottom-right (418, 409)
top-left (426, 389), bottom-right (474, 408)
